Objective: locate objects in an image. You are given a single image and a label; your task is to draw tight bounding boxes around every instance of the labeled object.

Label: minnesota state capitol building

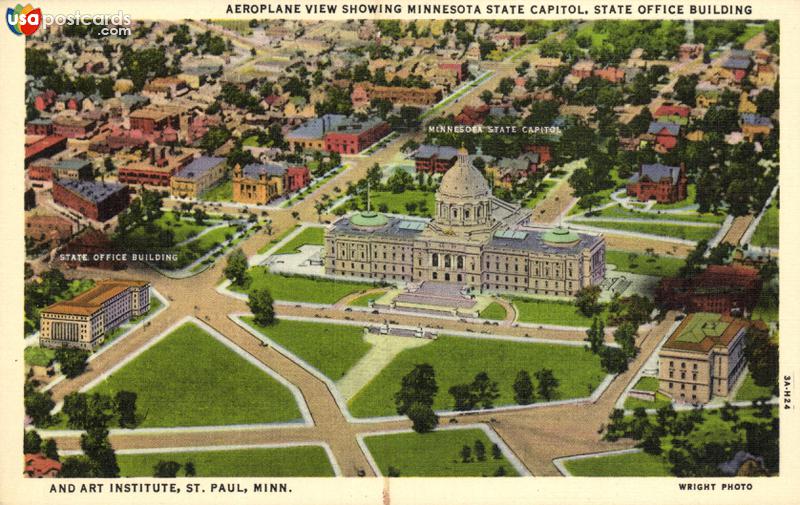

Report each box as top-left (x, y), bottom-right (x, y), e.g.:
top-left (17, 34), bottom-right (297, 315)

top-left (324, 147), bottom-right (606, 297)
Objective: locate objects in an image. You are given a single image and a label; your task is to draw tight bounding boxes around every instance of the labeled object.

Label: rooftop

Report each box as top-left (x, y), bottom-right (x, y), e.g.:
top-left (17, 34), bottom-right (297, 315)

top-left (629, 163), bottom-right (681, 185)
top-left (663, 312), bottom-right (749, 353)
top-left (286, 114), bottom-right (347, 140)
top-left (173, 156), bottom-right (226, 181)
top-left (42, 279), bottom-right (149, 316)
top-left (241, 162), bottom-right (286, 180)
top-left (647, 121), bottom-right (680, 136)
top-left (55, 179), bottom-right (127, 204)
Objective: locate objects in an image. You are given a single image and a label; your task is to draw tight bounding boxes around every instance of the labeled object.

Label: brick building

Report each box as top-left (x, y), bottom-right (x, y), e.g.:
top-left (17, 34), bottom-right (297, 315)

top-left (647, 121), bottom-right (681, 151)
top-left (656, 264), bottom-right (763, 315)
top-left (25, 119), bottom-right (53, 136)
top-left (323, 117), bottom-right (391, 155)
top-left (285, 114), bottom-right (346, 152)
top-left (456, 104), bottom-right (490, 126)
top-left (118, 146), bottom-right (196, 187)
top-left (129, 107), bottom-right (180, 134)
top-left (25, 214), bottom-right (75, 247)
top-left (626, 163), bottom-right (688, 204)
top-left (52, 179), bottom-right (130, 222)
top-left (414, 145), bottom-right (459, 173)
top-left (232, 163), bottom-right (288, 205)
top-left (352, 83), bottom-right (442, 107)
top-left (52, 116), bottom-right (96, 139)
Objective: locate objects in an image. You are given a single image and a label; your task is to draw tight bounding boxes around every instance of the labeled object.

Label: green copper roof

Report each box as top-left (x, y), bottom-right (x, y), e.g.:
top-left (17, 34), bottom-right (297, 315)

top-left (541, 227), bottom-right (580, 244)
top-left (349, 211), bottom-right (388, 227)
top-left (675, 312), bottom-right (726, 343)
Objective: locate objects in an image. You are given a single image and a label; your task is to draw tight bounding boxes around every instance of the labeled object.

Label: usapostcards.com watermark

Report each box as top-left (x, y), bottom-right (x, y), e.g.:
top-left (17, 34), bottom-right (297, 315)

top-left (6, 3), bottom-right (131, 37)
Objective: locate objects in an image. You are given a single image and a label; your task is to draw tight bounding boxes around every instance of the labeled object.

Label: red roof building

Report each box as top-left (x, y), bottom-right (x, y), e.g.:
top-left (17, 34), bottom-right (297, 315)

top-left (626, 163), bottom-right (688, 204)
top-left (286, 166), bottom-right (311, 192)
top-left (24, 454), bottom-right (61, 478)
top-left (593, 67), bottom-right (625, 84)
top-left (656, 264), bottom-right (763, 316)
top-left (25, 135), bottom-right (67, 168)
top-left (456, 104), bottom-right (490, 126)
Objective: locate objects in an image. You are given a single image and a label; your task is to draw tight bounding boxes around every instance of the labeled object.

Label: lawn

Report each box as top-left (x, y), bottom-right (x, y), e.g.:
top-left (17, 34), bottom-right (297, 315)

top-left (200, 179), bottom-right (233, 202)
top-left (605, 250), bottom-right (685, 277)
top-left (479, 302), bottom-right (507, 321)
top-left (564, 451), bottom-right (672, 477)
top-left (632, 377), bottom-right (659, 392)
top-left (363, 429), bottom-right (519, 477)
top-left (355, 190), bottom-right (435, 218)
top-left (257, 225), bottom-right (300, 254)
top-left (623, 392), bottom-right (672, 411)
top-left (242, 318), bottom-right (372, 380)
top-left (592, 204), bottom-right (726, 224)
top-left (509, 297), bottom-right (597, 326)
top-left (751, 198), bottom-right (778, 248)
top-left (348, 335), bottom-right (606, 417)
top-left (525, 180), bottom-right (557, 209)
top-left (235, 266), bottom-right (379, 304)
top-left (736, 24), bottom-right (765, 45)
top-left (349, 291), bottom-right (387, 307)
top-left (117, 446), bottom-right (334, 477)
top-left (274, 227), bottom-right (324, 255)
top-left (123, 212), bottom-right (209, 246)
top-left (573, 220), bottom-right (719, 242)
top-left (734, 373), bottom-right (776, 401)
top-left (24, 346), bottom-right (55, 367)
top-left (88, 323), bottom-right (302, 427)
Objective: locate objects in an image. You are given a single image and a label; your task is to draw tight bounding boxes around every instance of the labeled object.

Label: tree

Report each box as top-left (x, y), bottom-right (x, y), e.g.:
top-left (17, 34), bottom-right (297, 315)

top-left (24, 381), bottom-right (55, 427)
top-left (407, 402), bottom-right (438, 433)
top-left (24, 430), bottom-right (42, 454)
top-left (491, 443), bottom-right (503, 460)
top-left (493, 465), bottom-right (507, 476)
top-left (600, 345), bottom-right (629, 374)
top-left (80, 427), bottom-right (119, 477)
top-left (470, 372), bottom-right (500, 409)
top-left (448, 383), bottom-right (477, 411)
top-left (387, 466), bottom-right (401, 477)
top-left (474, 440), bottom-right (486, 461)
top-left (394, 364), bottom-right (438, 415)
top-left (460, 445), bottom-right (472, 463)
top-left (248, 288), bottom-right (275, 326)
top-left (63, 392), bottom-right (89, 430)
top-left (43, 438), bottom-right (59, 460)
top-left (224, 248), bottom-right (249, 286)
top-left (575, 285), bottom-right (601, 317)
top-left (184, 461), bottom-right (196, 477)
top-left (153, 460), bottom-right (182, 478)
top-left (614, 322), bottom-right (638, 359)
top-left (585, 317), bottom-right (605, 354)
top-left (638, 429), bottom-right (663, 455)
top-left (60, 456), bottom-right (93, 477)
top-left (512, 370), bottom-right (535, 405)
top-left (534, 369), bottom-right (559, 401)
top-left (745, 328), bottom-right (779, 393)
top-left (193, 207), bottom-right (208, 225)
top-left (114, 391), bottom-right (138, 429)
top-left (55, 348), bottom-right (90, 378)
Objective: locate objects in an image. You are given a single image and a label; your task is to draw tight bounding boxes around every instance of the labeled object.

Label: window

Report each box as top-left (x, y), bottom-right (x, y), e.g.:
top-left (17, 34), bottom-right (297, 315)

top-left (432, 254), bottom-right (439, 267)
top-left (669, 382), bottom-right (673, 389)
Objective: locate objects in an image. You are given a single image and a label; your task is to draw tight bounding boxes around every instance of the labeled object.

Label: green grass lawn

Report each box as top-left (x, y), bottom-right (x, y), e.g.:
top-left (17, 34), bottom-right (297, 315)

top-left (348, 335), bottom-right (606, 417)
top-left (510, 297), bottom-right (598, 326)
top-left (200, 179), bottom-right (233, 202)
top-left (363, 429), bottom-right (519, 477)
top-left (123, 212), bottom-right (209, 245)
top-left (525, 180), bottom-right (557, 209)
top-left (564, 451), bottom-right (672, 476)
top-left (737, 24), bottom-right (765, 45)
top-left (479, 302), bottom-right (507, 320)
top-left (573, 220), bottom-right (719, 242)
top-left (651, 185), bottom-right (697, 210)
top-left (274, 227), bottom-right (324, 255)
top-left (606, 250), bottom-right (685, 277)
top-left (24, 346), bottom-right (55, 367)
top-left (592, 204), bottom-right (726, 224)
top-left (88, 323), bottom-right (302, 428)
top-left (117, 446), bottom-right (334, 477)
top-left (349, 291), bottom-right (387, 307)
top-left (734, 373), bottom-right (776, 401)
top-left (632, 377), bottom-right (659, 392)
top-left (355, 190), bottom-right (435, 218)
top-left (235, 266), bottom-right (378, 304)
top-left (242, 318), bottom-right (372, 380)
top-left (624, 392), bottom-right (672, 411)
top-left (257, 225), bottom-right (300, 254)
top-left (751, 199), bottom-right (778, 248)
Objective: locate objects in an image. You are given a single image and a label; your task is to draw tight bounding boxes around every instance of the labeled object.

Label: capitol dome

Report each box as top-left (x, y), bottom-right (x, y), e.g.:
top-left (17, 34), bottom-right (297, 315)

top-left (433, 146), bottom-right (493, 236)
top-left (438, 146), bottom-right (491, 199)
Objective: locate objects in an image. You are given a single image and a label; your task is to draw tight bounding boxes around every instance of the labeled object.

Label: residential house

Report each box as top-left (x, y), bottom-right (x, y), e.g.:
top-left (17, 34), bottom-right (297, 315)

top-left (626, 163), bottom-right (688, 203)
